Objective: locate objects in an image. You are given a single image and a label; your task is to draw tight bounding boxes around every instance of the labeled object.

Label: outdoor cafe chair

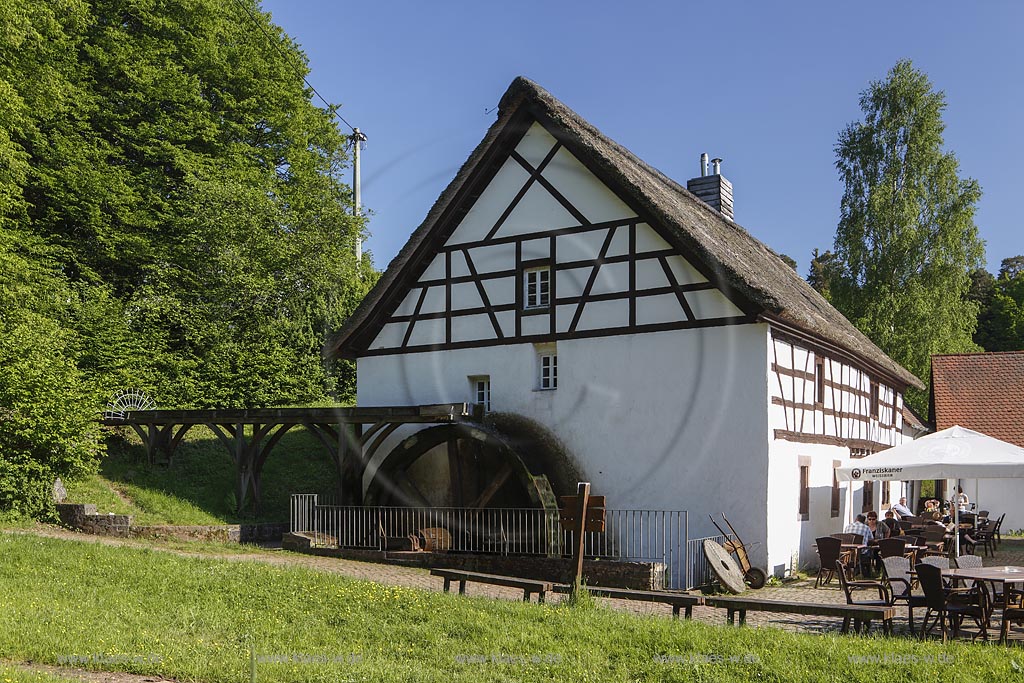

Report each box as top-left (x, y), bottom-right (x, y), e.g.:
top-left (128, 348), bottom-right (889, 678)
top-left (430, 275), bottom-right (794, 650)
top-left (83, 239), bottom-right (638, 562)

top-left (814, 536), bottom-right (851, 588)
top-left (999, 587), bottom-right (1024, 643)
top-left (993, 513), bottom-right (1006, 547)
top-left (916, 562), bottom-right (989, 643)
top-left (882, 556), bottom-right (927, 635)
top-left (954, 554), bottom-right (983, 570)
top-left (969, 522), bottom-right (996, 557)
top-left (977, 510), bottom-right (990, 521)
top-left (836, 560), bottom-right (892, 632)
top-left (877, 537), bottom-right (908, 559)
top-left (832, 533), bottom-right (857, 544)
top-left (920, 555), bottom-right (950, 570)
top-left (953, 554), bottom-right (1005, 609)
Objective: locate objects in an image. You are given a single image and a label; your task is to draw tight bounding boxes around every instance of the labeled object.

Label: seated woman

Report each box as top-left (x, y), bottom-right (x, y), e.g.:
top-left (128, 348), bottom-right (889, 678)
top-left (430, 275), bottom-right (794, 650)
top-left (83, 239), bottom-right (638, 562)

top-left (866, 511), bottom-right (890, 540)
top-left (865, 511), bottom-right (890, 574)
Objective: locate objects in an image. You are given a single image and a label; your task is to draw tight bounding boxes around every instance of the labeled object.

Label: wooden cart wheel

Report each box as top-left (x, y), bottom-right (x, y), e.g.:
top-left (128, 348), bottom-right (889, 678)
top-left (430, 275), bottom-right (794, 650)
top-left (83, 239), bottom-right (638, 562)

top-left (744, 567), bottom-right (767, 589)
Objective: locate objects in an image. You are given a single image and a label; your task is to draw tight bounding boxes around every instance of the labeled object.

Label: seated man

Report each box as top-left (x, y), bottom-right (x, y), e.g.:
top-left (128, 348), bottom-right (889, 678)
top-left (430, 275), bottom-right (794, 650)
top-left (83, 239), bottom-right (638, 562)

top-left (890, 496), bottom-right (913, 519)
top-left (880, 509), bottom-right (900, 536)
top-left (844, 514), bottom-right (874, 575)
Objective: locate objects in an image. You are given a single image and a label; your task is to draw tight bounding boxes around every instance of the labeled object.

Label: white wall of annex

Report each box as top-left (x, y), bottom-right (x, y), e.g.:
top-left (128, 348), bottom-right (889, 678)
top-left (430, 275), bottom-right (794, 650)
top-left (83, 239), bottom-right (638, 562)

top-left (357, 322), bottom-right (773, 565)
top-left (766, 438), bottom-right (850, 575)
top-left (958, 479), bottom-right (1024, 531)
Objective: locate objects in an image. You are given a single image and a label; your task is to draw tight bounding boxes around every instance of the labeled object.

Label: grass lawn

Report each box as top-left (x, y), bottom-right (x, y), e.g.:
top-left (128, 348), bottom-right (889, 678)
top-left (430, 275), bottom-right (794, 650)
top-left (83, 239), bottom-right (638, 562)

top-left (0, 665), bottom-right (82, 683)
top-left (64, 426), bottom-right (340, 525)
top-left (0, 534), bottom-right (1020, 682)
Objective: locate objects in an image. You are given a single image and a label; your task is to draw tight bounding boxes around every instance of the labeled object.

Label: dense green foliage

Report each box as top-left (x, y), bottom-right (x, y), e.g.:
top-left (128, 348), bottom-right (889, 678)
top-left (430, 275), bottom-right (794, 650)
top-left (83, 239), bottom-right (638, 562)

top-left (0, 231), bottom-right (101, 517)
top-left (829, 61), bottom-right (985, 408)
top-left (973, 256), bottom-right (1024, 351)
top-left (1, 533), bottom-right (1019, 682)
top-left (0, 0), bottom-right (370, 514)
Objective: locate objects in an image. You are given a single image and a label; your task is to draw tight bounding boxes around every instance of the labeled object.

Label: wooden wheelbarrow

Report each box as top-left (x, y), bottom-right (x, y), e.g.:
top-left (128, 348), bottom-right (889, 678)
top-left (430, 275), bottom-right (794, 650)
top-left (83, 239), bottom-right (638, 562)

top-left (709, 513), bottom-right (768, 589)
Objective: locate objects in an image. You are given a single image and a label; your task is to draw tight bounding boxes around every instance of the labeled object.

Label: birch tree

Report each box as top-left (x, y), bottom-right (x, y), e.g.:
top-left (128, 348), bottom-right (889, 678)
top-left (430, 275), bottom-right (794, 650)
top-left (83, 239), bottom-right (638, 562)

top-left (832, 60), bottom-right (984, 408)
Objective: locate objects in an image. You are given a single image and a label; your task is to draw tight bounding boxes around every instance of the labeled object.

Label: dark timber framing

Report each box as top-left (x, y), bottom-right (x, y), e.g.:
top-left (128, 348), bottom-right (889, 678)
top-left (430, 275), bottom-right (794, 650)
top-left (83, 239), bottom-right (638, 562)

top-left (366, 213), bottom-right (755, 356)
top-left (769, 327), bottom-right (907, 451)
top-left (335, 104), bottom-right (763, 359)
top-left (102, 405), bottom-right (470, 513)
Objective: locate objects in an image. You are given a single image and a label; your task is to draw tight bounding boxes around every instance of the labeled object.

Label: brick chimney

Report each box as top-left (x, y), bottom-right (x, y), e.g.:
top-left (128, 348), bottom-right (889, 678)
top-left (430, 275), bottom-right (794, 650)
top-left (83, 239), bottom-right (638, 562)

top-left (687, 153), bottom-right (733, 220)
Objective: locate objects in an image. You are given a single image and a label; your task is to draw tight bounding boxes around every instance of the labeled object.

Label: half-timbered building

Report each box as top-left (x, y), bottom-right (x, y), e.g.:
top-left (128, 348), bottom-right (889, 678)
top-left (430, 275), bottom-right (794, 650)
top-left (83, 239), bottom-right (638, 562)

top-left (327, 77), bottom-right (924, 574)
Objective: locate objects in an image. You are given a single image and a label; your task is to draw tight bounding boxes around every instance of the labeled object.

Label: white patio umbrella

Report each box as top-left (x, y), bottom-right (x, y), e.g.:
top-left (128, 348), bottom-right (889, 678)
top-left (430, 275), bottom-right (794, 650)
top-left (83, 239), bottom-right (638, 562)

top-left (835, 425), bottom-right (1024, 556)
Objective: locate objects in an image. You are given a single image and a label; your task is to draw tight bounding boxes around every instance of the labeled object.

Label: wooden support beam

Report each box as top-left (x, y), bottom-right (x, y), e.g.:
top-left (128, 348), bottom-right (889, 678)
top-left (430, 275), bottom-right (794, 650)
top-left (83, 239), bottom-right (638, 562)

top-left (447, 429), bottom-right (464, 508)
top-left (393, 469), bottom-right (431, 507)
top-left (572, 482), bottom-right (591, 593)
top-left (102, 405), bottom-right (473, 517)
top-left (467, 463), bottom-right (512, 509)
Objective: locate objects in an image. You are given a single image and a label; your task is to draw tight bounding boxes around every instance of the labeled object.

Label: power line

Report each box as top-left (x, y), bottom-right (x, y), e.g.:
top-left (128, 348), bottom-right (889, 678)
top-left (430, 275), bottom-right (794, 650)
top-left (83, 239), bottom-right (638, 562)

top-left (228, 0), bottom-right (357, 133)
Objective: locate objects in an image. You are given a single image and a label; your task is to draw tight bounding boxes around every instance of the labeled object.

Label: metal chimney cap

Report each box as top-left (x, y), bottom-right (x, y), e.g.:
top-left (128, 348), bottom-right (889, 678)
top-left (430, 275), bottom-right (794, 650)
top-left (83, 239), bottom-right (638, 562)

top-left (711, 157), bottom-right (722, 175)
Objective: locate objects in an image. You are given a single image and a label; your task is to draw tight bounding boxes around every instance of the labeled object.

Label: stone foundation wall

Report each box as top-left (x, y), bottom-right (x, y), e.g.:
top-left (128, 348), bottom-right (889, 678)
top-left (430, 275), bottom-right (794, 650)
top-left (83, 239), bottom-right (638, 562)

top-left (130, 525), bottom-right (240, 543)
top-left (55, 503), bottom-right (286, 544)
top-left (282, 532), bottom-right (664, 589)
top-left (57, 504), bottom-right (132, 538)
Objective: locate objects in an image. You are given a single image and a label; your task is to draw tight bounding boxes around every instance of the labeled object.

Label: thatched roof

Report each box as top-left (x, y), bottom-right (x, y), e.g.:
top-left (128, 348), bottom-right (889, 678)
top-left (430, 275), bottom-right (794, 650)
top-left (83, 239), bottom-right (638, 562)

top-left (328, 77), bottom-right (923, 390)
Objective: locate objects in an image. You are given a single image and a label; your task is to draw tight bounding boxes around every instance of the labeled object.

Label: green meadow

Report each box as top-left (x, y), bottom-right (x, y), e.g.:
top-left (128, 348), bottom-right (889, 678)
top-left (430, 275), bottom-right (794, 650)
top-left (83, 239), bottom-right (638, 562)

top-left (0, 533), bottom-right (1019, 683)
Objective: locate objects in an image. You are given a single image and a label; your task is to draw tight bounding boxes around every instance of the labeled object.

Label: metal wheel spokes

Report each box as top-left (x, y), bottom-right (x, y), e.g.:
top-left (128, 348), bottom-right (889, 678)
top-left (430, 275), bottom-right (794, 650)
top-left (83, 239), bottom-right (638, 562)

top-left (104, 388), bottom-right (156, 420)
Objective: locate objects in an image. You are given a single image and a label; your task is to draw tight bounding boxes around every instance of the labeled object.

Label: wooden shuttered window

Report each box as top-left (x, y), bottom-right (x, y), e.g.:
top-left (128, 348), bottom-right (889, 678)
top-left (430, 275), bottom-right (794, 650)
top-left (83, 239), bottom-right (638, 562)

top-left (814, 357), bottom-right (825, 406)
top-left (799, 464), bottom-right (810, 520)
top-left (862, 480), bottom-right (874, 513)
top-left (831, 465), bottom-right (841, 518)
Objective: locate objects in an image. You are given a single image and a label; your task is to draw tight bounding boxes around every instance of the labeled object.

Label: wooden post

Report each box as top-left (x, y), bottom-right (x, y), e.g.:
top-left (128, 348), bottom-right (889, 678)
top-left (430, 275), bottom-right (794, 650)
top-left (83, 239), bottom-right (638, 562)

top-left (571, 481), bottom-right (590, 593)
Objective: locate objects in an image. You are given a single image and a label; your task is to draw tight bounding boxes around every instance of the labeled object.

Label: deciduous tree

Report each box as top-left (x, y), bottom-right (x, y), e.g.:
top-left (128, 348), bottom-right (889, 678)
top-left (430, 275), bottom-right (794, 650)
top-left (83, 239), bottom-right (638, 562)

top-left (975, 256), bottom-right (1024, 351)
top-left (831, 60), bottom-right (985, 409)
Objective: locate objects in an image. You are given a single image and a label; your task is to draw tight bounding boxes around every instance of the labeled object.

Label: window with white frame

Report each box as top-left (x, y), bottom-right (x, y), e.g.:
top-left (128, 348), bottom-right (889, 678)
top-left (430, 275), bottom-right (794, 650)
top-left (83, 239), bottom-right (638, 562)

top-left (469, 375), bottom-right (490, 412)
top-left (524, 267), bottom-right (550, 309)
top-left (539, 353), bottom-right (557, 390)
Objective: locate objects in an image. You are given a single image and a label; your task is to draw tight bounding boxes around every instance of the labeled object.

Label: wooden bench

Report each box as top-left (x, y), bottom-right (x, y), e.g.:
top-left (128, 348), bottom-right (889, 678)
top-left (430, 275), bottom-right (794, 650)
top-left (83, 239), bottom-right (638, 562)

top-left (551, 584), bottom-right (705, 619)
top-left (704, 596), bottom-right (896, 634)
top-left (430, 569), bottom-right (553, 603)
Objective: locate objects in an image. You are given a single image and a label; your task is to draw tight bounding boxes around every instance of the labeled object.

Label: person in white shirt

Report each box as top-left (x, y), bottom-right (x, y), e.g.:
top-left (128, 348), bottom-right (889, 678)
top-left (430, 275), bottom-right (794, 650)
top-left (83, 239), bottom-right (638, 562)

top-left (890, 497), bottom-right (913, 519)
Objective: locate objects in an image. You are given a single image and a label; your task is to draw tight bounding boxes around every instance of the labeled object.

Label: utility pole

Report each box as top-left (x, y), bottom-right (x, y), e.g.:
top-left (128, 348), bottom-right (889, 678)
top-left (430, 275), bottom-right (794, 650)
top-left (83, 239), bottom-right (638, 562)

top-left (351, 127), bottom-right (368, 265)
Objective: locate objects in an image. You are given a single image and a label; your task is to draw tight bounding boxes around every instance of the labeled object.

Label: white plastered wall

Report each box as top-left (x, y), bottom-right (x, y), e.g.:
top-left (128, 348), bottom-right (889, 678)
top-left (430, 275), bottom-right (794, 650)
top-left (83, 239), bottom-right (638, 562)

top-left (766, 439), bottom-right (850, 575)
top-left (357, 322), bottom-right (772, 567)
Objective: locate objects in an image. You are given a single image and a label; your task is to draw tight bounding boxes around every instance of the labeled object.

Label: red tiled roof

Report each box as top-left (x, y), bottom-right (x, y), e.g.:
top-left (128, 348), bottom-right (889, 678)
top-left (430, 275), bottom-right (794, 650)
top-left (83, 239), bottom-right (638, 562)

top-left (931, 351), bottom-right (1024, 447)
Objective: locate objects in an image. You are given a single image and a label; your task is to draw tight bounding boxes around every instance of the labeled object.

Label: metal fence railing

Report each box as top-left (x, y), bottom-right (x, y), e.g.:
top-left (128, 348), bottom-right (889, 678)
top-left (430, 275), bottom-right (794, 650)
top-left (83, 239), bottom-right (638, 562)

top-left (685, 533), bottom-right (728, 590)
top-left (290, 495), bottom-right (723, 589)
top-left (564, 509), bottom-right (689, 590)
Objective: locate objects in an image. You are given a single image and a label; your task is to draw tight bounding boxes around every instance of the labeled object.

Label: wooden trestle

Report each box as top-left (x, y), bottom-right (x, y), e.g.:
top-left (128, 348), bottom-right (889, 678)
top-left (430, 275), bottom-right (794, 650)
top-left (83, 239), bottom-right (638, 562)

top-left (101, 404), bottom-right (471, 513)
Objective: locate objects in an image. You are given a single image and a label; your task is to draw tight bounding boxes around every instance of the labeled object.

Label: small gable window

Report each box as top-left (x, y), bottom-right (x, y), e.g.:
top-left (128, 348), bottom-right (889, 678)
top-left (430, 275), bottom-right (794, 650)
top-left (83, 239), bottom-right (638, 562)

top-left (524, 266), bottom-right (550, 310)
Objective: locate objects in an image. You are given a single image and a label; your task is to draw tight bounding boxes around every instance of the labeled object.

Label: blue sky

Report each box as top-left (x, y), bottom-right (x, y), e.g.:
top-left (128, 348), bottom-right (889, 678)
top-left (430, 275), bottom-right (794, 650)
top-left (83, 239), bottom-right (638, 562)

top-left (261, 1), bottom-right (1022, 275)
